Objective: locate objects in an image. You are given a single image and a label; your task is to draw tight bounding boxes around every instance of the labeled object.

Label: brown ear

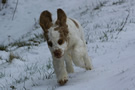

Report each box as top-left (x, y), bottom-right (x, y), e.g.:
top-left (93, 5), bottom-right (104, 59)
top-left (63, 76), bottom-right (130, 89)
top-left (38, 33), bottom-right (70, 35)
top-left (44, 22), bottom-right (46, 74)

top-left (56, 9), bottom-right (67, 26)
top-left (39, 10), bottom-right (52, 32)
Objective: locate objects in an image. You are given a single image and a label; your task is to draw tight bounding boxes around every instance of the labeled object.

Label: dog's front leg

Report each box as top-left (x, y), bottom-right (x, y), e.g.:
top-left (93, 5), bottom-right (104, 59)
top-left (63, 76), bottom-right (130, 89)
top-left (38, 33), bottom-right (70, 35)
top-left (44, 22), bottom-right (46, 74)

top-left (53, 57), bottom-right (68, 85)
top-left (64, 54), bottom-right (74, 73)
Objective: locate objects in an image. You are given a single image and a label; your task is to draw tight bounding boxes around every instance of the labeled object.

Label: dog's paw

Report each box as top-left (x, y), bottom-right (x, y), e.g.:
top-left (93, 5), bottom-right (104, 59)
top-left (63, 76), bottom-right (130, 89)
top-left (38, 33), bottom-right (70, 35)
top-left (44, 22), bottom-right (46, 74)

top-left (58, 78), bottom-right (68, 85)
top-left (85, 63), bottom-right (93, 70)
top-left (85, 65), bottom-right (93, 70)
top-left (85, 67), bottom-right (92, 70)
top-left (67, 68), bottom-right (74, 73)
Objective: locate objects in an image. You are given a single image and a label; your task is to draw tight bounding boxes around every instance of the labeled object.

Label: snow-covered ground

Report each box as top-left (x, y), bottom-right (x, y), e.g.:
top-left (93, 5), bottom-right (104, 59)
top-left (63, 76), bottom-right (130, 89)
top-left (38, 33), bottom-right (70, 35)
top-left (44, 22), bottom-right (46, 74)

top-left (0, 0), bottom-right (135, 90)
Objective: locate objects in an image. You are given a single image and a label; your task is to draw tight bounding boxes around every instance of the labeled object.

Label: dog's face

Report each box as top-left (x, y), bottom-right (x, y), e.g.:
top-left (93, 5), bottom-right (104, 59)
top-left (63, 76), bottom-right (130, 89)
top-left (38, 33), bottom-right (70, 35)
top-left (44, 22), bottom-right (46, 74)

top-left (47, 26), bottom-right (68, 58)
top-left (40, 9), bottom-right (69, 58)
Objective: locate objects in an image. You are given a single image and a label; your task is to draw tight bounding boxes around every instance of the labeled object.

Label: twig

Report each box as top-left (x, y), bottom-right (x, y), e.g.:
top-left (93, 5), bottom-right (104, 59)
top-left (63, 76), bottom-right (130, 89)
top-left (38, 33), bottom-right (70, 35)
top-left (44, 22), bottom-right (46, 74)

top-left (117, 9), bottom-right (130, 34)
top-left (12, 0), bottom-right (19, 20)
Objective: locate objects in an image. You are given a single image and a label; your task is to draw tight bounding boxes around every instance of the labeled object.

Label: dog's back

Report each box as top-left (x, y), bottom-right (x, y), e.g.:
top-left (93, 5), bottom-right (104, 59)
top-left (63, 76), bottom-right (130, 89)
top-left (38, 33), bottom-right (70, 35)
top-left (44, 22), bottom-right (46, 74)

top-left (65, 18), bottom-right (86, 49)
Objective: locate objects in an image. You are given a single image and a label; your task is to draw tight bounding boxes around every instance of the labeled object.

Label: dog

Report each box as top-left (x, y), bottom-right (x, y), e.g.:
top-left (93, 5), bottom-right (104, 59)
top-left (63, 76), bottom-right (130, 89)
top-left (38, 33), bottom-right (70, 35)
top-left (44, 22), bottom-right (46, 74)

top-left (39, 9), bottom-right (92, 85)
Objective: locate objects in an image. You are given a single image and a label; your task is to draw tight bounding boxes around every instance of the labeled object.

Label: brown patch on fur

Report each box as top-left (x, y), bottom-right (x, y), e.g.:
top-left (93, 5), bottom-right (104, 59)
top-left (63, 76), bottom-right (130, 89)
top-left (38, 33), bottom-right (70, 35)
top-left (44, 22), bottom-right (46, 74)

top-left (70, 18), bottom-right (79, 28)
top-left (54, 25), bottom-right (69, 42)
top-left (55, 9), bottom-right (67, 26)
top-left (40, 9), bottom-right (69, 43)
top-left (39, 10), bottom-right (52, 41)
top-left (54, 9), bottom-right (69, 42)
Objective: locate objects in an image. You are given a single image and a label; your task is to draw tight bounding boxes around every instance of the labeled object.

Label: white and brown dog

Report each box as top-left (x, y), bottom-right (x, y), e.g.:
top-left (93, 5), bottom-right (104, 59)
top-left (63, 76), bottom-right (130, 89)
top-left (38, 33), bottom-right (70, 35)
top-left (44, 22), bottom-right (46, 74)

top-left (39, 9), bottom-right (92, 85)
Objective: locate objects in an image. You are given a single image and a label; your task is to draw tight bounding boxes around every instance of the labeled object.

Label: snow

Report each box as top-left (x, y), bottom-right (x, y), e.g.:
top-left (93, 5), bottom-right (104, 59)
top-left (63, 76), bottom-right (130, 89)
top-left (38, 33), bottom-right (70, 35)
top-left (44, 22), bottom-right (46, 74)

top-left (0, 0), bottom-right (135, 90)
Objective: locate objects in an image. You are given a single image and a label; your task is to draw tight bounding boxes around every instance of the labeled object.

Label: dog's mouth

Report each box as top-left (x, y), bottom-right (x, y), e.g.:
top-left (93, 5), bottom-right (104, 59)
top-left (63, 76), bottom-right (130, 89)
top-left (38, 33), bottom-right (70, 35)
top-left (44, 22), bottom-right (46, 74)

top-left (53, 49), bottom-right (63, 59)
top-left (54, 55), bottom-right (62, 58)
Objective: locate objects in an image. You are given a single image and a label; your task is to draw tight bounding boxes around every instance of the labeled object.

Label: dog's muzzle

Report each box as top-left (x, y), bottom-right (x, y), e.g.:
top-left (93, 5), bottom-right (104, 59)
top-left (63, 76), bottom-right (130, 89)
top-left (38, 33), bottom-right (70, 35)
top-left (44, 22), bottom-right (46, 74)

top-left (53, 49), bottom-right (62, 58)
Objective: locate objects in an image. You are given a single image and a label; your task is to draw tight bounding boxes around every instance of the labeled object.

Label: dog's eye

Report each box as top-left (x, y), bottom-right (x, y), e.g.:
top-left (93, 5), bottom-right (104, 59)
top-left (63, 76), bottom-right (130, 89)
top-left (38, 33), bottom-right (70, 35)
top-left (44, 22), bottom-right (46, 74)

top-left (48, 41), bottom-right (53, 47)
top-left (58, 39), bottom-right (64, 45)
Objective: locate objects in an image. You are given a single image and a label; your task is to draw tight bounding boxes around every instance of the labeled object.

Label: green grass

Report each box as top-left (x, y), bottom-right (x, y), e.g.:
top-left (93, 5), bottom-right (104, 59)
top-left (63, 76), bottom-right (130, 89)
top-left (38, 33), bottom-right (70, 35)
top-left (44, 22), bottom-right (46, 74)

top-left (93, 1), bottom-right (107, 10)
top-left (2, 0), bottom-right (7, 4)
top-left (0, 45), bottom-right (7, 51)
top-left (9, 40), bottom-right (32, 48)
top-left (112, 0), bottom-right (125, 5)
top-left (32, 18), bottom-right (40, 30)
top-left (0, 72), bottom-right (5, 78)
top-left (0, 56), bottom-right (2, 60)
top-left (8, 52), bottom-right (24, 63)
top-left (15, 76), bottom-right (29, 84)
top-left (0, 33), bottom-right (45, 52)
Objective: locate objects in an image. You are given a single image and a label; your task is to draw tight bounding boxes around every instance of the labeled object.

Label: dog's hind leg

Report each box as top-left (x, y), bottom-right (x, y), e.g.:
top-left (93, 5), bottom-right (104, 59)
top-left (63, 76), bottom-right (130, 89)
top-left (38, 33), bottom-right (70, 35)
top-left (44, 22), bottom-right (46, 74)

top-left (71, 41), bottom-right (92, 70)
top-left (71, 45), bottom-right (86, 69)
top-left (83, 53), bottom-right (93, 70)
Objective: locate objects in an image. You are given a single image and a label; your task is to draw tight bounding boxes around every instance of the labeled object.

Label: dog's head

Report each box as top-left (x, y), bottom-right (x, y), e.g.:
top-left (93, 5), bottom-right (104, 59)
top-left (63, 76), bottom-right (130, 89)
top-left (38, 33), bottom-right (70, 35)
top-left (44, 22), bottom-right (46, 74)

top-left (39, 9), bottom-right (69, 58)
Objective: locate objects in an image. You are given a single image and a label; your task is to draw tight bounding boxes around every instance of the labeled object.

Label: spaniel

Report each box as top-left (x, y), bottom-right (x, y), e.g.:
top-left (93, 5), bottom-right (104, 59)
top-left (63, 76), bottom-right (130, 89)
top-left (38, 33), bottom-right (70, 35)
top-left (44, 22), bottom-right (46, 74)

top-left (39, 9), bottom-right (92, 85)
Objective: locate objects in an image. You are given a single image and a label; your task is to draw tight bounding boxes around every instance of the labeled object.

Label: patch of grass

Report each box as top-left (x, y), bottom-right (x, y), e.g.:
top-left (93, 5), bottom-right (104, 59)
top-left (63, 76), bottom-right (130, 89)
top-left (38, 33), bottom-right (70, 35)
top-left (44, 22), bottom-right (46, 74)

top-left (24, 59), bottom-right (54, 81)
top-left (47, 86), bottom-right (57, 90)
top-left (8, 52), bottom-right (24, 63)
top-left (46, 58), bottom-right (53, 70)
top-left (0, 56), bottom-right (2, 60)
top-left (2, 0), bottom-right (7, 4)
top-left (44, 71), bottom-right (54, 79)
top-left (99, 31), bottom-right (108, 42)
top-left (25, 63), bottom-right (38, 75)
top-left (38, 69), bottom-right (54, 80)
top-left (0, 22), bottom-right (44, 52)
top-left (32, 83), bottom-right (39, 87)
top-left (112, 0), bottom-right (125, 5)
top-left (44, 59), bottom-right (54, 79)
top-left (80, 6), bottom-right (89, 16)
top-left (8, 33), bottom-right (44, 51)
top-left (10, 86), bottom-right (16, 90)
top-left (32, 18), bottom-right (40, 30)
top-left (89, 10), bottom-right (130, 43)
top-left (116, 11), bottom-right (129, 34)
top-left (28, 33), bottom-right (45, 44)
top-left (0, 72), bottom-right (5, 78)
top-left (93, 1), bottom-right (107, 10)
top-left (9, 40), bottom-right (32, 48)
top-left (38, 59), bottom-right (54, 80)
top-left (0, 0), bottom-right (8, 10)
top-left (0, 44), bottom-right (8, 51)
top-left (15, 76), bottom-right (29, 84)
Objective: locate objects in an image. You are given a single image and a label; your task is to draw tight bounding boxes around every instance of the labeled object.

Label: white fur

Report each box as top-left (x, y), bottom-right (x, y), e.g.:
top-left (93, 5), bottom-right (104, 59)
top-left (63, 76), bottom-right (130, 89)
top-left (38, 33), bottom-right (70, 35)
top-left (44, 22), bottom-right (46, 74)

top-left (48, 18), bottom-right (92, 83)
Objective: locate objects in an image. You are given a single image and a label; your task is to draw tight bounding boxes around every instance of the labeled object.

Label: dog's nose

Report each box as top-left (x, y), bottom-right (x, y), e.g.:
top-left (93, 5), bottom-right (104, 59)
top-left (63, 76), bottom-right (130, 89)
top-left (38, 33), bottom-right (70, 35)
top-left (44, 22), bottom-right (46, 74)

top-left (53, 49), bottom-right (62, 58)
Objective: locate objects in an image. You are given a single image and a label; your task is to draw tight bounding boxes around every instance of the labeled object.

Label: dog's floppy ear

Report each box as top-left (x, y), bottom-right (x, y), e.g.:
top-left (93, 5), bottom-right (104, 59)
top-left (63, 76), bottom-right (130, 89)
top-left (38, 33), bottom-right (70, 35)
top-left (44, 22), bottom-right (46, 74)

top-left (56, 9), bottom-right (67, 26)
top-left (39, 10), bottom-right (52, 32)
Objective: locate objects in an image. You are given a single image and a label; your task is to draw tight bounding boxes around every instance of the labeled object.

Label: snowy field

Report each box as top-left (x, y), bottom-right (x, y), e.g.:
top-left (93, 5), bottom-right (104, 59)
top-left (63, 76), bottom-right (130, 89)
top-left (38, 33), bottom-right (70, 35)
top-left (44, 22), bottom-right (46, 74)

top-left (0, 0), bottom-right (135, 90)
